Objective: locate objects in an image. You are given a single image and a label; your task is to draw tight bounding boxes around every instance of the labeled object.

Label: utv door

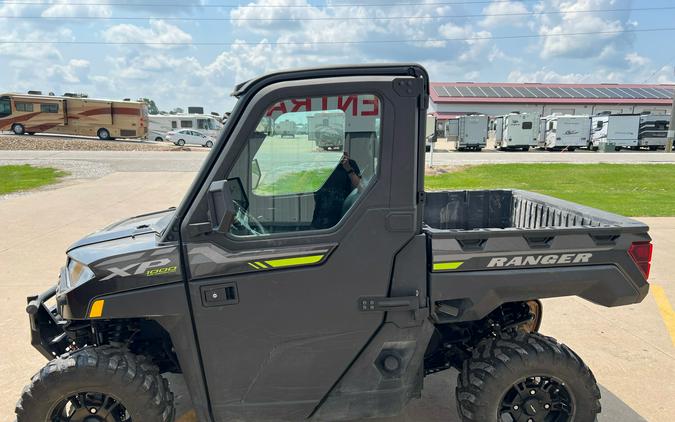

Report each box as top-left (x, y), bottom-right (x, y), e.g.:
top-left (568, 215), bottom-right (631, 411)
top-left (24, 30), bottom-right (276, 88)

top-left (181, 68), bottom-right (424, 421)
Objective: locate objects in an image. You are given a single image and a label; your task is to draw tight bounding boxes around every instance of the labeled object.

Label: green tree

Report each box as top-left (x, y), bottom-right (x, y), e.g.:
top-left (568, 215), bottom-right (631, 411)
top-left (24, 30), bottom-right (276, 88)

top-left (140, 98), bottom-right (159, 115)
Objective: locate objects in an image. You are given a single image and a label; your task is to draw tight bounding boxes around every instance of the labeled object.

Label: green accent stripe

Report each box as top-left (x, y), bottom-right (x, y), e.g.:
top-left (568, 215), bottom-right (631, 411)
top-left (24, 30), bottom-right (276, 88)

top-left (248, 262), bottom-right (260, 269)
top-left (264, 254), bottom-right (324, 268)
top-left (255, 261), bottom-right (268, 268)
top-left (433, 261), bottom-right (464, 271)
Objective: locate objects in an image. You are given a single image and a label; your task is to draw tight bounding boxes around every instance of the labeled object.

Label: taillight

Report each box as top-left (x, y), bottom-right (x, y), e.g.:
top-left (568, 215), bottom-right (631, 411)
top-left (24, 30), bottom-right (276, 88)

top-left (628, 241), bottom-right (653, 279)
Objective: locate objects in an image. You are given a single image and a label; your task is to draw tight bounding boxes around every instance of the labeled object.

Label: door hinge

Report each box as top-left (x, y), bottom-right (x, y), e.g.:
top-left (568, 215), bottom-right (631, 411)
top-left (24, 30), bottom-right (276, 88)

top-left (358, 296), bottom-right (420, 312)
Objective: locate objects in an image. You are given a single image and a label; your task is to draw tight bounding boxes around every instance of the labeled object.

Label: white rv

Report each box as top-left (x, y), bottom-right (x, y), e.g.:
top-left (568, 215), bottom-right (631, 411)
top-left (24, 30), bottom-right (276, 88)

top-left (148, 114), bottom-right (223, 142)
top-left (457, 115), bottom-right (488, 151)
top-left (425, 115), bottom-right (437, 151)
top-left (541, 115), bottom-right (591, 150)
top-left (589, 114), bottom-right (640, 150)
top-left (638, 114), bottom-right (670, 150)
top-left (307, 112), bottom-right (345, 150)
top-left (495, 112), bottom-right (540, 150)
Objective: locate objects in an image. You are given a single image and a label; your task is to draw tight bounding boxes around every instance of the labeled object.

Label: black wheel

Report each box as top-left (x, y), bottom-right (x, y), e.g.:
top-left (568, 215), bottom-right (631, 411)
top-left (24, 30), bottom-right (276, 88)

top-left (12, 123), bottom-right (25, 135)
top-left (522, 146), bottom-right (530, 152)
top-left (456, 332), bottom-right (601, 422)
top-left (16, 346), bottom-right (175, 422)
top-left (97, 128), bottom-right (111, 140)
top-left (205, 140), bottom-right (213, 148)
top-left (176, 139), bottom-right (185, 146)
top-left (155, 137), bottom-right (163, 142)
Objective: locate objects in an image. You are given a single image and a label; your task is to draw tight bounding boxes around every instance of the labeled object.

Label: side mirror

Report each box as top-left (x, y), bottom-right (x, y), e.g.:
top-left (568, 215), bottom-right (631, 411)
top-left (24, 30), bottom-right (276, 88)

top-left (206, 178), bottom-right (247, 233)
top-left (251, 158), bottom-right (261, 190)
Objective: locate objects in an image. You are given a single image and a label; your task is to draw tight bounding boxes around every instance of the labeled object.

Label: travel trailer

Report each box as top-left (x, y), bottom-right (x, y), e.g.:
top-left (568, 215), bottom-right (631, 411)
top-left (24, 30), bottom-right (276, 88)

top-left (495, 112), bottom-right (540, 150)
top-left (589, 114), bottom-right (640, 150)
top-left (0, 93), bottom-right (147, 140)
top-left (456, 114), bottom-right (488, 151)
top-left (638, 114), bottom-right (670, 150)
top-left (541, 115), bottom-right (591, 150)
top-left (426, 114), bottom-right (436, 151)
top-left (148, 114), bottom-right (223, 142)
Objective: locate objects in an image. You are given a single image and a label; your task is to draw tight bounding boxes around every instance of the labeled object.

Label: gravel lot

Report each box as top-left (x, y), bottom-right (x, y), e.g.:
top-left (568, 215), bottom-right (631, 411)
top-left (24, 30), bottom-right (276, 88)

top-left (0, 133), bottom-right (181, 151)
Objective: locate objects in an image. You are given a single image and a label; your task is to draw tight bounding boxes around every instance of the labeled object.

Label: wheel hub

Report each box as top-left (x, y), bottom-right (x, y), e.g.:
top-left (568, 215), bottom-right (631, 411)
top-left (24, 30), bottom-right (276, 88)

top-left (50, 392), bottom-right (130, 422)
top-left (499, 376), bottom-right (574, 422)
top-left (523, 398), bottom-right (540, 416)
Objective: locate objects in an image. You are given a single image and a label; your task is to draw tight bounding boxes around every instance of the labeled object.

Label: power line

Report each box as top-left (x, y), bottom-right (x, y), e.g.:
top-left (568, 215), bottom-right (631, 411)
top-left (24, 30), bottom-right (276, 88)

top-left (642, 55), bottom-right (675, 83)
top-left (1, 27), bottom-right (672, 46)
top-left (0, 0), bottom-right (624, 9)
top-left (1, 6), bottom-right (670, 21)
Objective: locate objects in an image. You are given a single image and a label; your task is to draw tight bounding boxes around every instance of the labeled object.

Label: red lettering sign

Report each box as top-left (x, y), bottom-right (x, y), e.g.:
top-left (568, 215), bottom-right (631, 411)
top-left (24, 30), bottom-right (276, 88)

top-left (362, 97), bottom-right (379, 116)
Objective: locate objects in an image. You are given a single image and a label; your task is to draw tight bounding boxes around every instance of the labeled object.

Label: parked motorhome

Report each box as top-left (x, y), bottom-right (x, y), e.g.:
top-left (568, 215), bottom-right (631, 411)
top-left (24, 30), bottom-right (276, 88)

top-left (638, 114), bottom-right (670, 150)
top-left (0, 93), bottom-right (147, 140)
top-left (456, 114), bottom-right (488, 151)
top-left (495, 112), bottom-right (540, 150)
top-left (589, 114), bottom-right (640, 150)
top-left (148, 114), bottom-right (223, 142)
top-left (541, 115), bottom-right (591, 150)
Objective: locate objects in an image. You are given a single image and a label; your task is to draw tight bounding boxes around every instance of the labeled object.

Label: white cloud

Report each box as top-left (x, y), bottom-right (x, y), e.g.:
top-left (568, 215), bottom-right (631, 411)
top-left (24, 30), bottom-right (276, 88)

top-left (534, 0), bottom-right (634, 61)
top-left (480, 1), bottom-right (529, 28)
top-left (41, 3), bottom-right (112, 18)
top-left (102, 20), bottom-right (193, 49)
top-left (46, 59), bottom-right (91, 84)
top-left (507, 53), bottom-right (675, 85)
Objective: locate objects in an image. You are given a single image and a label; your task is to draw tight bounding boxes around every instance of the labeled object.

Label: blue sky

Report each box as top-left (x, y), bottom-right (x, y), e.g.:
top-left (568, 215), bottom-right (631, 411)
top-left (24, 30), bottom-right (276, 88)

top-left (1, 0), bottom-right (674, 113)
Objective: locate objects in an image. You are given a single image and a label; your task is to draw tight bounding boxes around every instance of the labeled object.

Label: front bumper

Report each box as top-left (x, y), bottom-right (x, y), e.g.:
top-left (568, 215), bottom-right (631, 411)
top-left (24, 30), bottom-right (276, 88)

top-left (27, 285), bottom-right (69, 360)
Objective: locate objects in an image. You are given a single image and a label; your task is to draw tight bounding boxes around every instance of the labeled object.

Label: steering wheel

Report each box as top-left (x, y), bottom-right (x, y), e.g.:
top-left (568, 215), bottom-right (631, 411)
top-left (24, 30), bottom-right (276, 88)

top-left (231, 200), bottom-right (267, 236)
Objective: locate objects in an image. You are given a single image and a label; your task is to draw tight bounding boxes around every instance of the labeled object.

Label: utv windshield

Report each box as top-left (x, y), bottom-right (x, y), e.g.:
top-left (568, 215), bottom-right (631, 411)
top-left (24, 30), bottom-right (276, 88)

top-left (0, 97), bottom-right (11, 117)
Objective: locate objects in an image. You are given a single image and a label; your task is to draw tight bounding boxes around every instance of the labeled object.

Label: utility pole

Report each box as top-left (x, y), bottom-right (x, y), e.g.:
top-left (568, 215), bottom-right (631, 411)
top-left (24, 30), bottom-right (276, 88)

top-left (668, 86), bottom-right (674, 152)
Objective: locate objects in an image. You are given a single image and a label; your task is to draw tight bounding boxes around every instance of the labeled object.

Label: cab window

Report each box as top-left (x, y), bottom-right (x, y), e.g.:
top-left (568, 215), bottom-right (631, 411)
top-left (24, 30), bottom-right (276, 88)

top-left (0, 97), bottom-right (11, 117)
top-left (522, 121), bottom-right (533, 129)
top-left (226, 94), bottom-right (381, 237)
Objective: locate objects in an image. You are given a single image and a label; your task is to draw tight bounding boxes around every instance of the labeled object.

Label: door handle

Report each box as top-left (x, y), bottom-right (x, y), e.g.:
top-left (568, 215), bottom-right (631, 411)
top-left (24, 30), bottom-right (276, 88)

top-left (201, 282), bottom-right (239, 307)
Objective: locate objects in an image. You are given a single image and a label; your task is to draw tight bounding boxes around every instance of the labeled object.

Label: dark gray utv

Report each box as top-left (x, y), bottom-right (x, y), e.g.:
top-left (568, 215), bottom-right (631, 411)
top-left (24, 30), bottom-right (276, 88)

top-left (18, 64), bottom-right (652, 422)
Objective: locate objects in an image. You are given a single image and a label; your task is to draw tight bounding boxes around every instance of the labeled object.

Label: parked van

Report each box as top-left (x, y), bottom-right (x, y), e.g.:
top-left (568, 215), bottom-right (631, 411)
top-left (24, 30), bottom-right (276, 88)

top-left (589, 114), bottom-right (640, 150)
top-left (541, 115), bottom-right (591, 150)
top-left (0, 93), bottom-right (147, 140)
top-left (149, 114), bottom-right (223, 142)
top-left (638, 114), bottom-right (670, 150)
top-left (456, 115), bottom-right (488, 151)
top-left (495, 112), bottom-right (540, 150)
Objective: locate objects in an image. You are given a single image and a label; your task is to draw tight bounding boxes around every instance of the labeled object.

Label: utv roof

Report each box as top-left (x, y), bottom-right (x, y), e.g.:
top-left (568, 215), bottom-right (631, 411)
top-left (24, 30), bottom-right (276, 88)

top-left (231, 63), bottom-right (428, 97)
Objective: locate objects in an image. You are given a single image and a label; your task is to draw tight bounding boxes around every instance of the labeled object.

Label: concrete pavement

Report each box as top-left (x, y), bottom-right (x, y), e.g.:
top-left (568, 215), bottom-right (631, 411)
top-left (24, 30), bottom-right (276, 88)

top-left (0, 172), bottom-right (673, 421)
top-left (2, 149), bottom-right (675, 175)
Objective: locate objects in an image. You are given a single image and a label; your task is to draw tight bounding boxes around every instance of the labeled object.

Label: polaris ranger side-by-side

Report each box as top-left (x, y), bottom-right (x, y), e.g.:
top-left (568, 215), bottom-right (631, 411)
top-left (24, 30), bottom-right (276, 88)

top-left (18, 64), bottom-right (652, 422)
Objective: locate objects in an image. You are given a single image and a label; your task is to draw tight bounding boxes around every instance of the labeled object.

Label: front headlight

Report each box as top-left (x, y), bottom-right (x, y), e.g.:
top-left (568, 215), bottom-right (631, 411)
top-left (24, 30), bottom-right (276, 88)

top-left (67, 259), bottom-right (95, 288)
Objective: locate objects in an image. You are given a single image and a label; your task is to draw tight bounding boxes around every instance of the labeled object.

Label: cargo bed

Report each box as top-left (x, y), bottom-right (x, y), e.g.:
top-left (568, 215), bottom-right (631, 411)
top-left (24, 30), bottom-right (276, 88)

top-left (423, 190), bottom-right (651, 323)
top-left (423, 189), bottom-right (647, 235)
